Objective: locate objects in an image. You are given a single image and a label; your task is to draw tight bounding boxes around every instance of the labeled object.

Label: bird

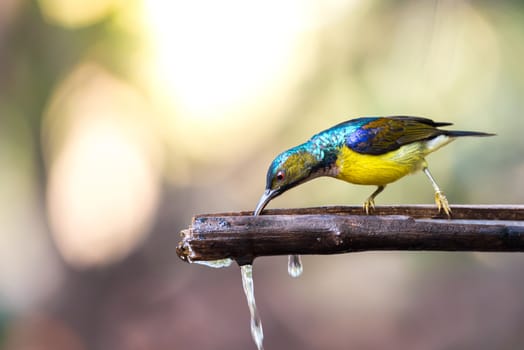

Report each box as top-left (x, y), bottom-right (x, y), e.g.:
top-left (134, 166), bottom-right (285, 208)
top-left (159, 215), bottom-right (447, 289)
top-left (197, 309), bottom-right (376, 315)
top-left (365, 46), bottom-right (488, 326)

top-left (253, 116), bottom-right (494, 276)
top-left (254, 116), bottom-right (494, 216)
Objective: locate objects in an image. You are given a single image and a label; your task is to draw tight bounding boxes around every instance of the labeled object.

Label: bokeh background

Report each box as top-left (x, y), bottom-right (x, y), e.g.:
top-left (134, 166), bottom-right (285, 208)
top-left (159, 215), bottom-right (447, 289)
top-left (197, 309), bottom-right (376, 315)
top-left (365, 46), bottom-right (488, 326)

top-left (1, 0), bottom-right (524, 349)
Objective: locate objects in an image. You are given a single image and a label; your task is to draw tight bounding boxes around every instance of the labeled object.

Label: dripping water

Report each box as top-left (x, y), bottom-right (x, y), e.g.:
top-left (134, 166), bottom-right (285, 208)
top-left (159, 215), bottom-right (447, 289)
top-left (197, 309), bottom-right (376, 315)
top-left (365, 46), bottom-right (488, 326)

top-left (193, 258), bottom-right (233, 268)
top-left (288, 254), bottom-right (303, 278)
top-left (240, 264), bottom-right (264, 350)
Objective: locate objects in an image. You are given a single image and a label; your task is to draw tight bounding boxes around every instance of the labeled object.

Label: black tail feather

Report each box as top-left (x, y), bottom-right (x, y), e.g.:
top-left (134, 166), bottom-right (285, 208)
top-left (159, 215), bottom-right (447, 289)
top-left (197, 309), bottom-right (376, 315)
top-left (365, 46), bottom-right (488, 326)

top-left (444, 130), bottom-right (496, 137)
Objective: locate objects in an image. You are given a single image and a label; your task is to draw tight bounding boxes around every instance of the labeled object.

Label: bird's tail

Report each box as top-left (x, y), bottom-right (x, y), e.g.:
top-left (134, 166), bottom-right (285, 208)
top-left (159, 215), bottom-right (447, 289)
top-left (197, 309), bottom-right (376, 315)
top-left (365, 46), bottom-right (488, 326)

top-left (444, 130), bottom-right (496, 138)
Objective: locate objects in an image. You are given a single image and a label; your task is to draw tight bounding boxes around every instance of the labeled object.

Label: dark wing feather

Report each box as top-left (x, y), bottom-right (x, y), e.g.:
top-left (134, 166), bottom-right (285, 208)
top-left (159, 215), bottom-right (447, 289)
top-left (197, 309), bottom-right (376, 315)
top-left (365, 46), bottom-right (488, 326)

top-left (385, 116), bottom-right (453, 127)
top-left (346, 116), bottom-right (449, 155)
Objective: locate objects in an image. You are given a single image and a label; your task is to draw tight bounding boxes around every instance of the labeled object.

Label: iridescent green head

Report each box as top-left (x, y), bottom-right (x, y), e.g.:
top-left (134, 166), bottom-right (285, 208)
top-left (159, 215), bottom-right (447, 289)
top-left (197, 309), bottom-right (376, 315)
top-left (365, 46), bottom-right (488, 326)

top-left (254, 143), bottom-right (320, 215)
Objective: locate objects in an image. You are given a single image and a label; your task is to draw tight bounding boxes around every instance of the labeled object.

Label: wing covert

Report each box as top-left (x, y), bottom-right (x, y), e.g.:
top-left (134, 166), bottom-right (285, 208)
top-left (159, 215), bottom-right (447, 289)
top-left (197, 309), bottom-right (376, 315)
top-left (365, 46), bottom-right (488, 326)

top-left (346, 116), bottom-right (450, 155)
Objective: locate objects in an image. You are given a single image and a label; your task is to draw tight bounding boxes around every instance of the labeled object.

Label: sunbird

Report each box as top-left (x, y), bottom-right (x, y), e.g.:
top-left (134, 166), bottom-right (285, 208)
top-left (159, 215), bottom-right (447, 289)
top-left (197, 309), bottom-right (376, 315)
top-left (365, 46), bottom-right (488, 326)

top-left (253, 116), bottom-right (493, 276)
top-left (254, 116), bottom-right (493, 216)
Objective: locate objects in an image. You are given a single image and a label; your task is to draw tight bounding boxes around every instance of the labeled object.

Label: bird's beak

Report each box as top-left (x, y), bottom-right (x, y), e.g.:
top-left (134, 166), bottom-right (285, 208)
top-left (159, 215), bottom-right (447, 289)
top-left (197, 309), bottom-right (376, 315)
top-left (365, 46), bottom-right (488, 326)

top-left (254, 189), bottom-right (278, 216)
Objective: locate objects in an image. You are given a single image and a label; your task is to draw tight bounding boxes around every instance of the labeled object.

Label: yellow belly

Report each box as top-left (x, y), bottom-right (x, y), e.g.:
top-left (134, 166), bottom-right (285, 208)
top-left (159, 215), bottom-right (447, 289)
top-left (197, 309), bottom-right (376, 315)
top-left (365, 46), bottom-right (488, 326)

top-left (335, 143), bottom-right (429, 186)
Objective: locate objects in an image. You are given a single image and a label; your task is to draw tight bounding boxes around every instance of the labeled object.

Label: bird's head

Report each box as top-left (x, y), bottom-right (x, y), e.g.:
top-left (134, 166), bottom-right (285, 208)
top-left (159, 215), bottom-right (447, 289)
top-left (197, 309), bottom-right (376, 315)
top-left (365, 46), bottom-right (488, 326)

top-left (254, 144), bottom-right (319, 215)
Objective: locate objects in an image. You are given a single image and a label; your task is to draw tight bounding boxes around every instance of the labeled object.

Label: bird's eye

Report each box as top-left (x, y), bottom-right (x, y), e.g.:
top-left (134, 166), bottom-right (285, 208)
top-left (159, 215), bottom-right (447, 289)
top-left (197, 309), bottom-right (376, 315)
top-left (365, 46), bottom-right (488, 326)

top-left (276, 170), bottom-right (285, 181)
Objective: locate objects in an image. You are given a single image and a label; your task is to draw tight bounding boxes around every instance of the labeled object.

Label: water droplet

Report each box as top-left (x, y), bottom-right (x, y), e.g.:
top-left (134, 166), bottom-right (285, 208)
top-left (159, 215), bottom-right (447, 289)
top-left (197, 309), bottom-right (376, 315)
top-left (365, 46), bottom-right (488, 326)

top-left (193, 258), bottom-right (233, 268)
top-left (240, 264), bottom-right (264, 350)
top-left (288, 254), bottom-right (303, 278)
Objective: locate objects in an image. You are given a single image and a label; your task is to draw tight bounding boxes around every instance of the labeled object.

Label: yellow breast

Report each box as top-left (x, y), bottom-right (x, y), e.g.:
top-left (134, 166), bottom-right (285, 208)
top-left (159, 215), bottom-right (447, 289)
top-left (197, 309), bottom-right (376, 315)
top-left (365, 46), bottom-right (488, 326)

top-left (334, 142), bottom-right (429, 186)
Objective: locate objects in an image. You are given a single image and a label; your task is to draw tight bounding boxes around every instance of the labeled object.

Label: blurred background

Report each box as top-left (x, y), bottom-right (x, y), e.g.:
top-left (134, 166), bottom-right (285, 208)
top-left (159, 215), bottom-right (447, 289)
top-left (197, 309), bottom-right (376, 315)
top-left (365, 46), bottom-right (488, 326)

top-left (1, 0), bottom-right (523, 349)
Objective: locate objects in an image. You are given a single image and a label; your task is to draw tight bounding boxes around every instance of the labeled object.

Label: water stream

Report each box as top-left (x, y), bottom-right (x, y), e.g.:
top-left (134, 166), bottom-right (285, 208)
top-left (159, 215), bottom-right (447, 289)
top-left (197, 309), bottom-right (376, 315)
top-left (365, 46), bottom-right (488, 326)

top-left (240, 264), bottom-right (265, 350)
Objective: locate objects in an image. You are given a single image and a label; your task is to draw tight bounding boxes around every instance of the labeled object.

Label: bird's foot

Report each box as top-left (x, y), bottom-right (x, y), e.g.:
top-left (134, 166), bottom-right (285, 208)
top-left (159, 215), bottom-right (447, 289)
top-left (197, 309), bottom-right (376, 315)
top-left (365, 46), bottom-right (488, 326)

top-left (363, 197), bottom-right (376, 214)
top-left (435, 191), bottom-right (451, 217)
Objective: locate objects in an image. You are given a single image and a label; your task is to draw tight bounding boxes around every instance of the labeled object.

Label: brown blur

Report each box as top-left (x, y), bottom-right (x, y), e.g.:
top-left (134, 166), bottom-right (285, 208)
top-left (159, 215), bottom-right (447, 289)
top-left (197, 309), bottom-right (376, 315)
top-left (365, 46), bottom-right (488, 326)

top-left (1, 1), bottom-right (523, 349)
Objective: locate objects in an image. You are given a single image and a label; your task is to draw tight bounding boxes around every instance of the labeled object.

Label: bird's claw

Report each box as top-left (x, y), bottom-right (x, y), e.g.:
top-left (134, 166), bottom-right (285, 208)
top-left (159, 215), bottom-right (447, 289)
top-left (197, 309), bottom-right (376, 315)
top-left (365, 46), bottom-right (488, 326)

top-left (435, 191), bottom-right (451, 217)
top-left (363, 197), bottom-right (376, 214)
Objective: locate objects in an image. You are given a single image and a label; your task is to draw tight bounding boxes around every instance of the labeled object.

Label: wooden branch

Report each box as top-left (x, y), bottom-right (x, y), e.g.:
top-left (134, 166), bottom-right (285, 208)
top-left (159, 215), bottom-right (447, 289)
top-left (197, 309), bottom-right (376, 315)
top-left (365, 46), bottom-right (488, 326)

top-left (176, 205), bottom-right (524, 265)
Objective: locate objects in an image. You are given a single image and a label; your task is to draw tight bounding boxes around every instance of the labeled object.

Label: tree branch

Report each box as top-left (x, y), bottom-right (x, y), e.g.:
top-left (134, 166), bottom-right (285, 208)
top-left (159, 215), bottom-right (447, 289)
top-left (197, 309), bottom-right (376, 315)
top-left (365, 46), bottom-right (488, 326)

top-left (176, 205), bottom-right (524, 265)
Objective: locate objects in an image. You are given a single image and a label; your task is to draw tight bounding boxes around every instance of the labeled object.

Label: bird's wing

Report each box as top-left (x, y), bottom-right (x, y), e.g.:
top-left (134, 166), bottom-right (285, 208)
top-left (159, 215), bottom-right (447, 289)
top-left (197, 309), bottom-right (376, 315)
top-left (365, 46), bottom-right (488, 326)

top-left (346, 116), bottom-right (451, 155)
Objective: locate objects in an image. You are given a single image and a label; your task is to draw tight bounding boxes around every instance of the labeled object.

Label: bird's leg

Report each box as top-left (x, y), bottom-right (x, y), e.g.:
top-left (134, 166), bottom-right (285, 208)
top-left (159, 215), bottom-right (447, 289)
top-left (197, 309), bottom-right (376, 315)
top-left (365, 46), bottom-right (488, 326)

top-left (422, 166), bottom-right (451, 217)
top-left (363, 185), bottom-right (385, 214)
